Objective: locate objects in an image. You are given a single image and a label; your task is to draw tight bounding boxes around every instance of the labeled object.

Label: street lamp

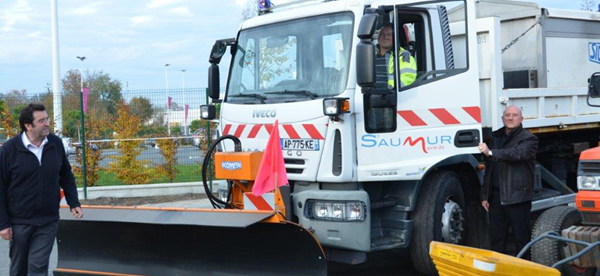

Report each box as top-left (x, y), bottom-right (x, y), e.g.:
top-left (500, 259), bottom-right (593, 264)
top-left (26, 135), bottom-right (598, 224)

top-left (181, 69), bottom-right (187, 135)
top-left (76, 56), bottom-right (88, 200)
top-left (164, 63), bottom-right (171, 136)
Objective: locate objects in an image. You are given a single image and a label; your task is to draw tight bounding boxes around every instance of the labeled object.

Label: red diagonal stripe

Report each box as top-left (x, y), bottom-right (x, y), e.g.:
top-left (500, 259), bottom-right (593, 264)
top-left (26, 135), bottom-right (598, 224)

top-left (303, 124), bottom-right (324, 140)
top-left (462, 106), bottom-right (481, 123)
top-left (234, 124), bottom-right (246, 137)
top-left (397, 110), bottom-right (427, 126)
top-left (264, 124), bottom-right (273, 135)
top-left (282, 124), bottom-right (300, 139)
top-left (246, 193), bottom-right (273, 210)
top-left (429, 108), bottom-right (460, 125)
top-left (223, 124), bottom-right (232, 135)
top-left (248, 124), bottom-right (263, 138)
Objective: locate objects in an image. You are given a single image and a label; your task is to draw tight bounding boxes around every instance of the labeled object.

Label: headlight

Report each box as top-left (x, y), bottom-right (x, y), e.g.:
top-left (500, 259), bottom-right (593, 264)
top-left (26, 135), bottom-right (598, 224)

top-left (200, 104), bottom-right (216, 120)
top-left (306, 200), bottom-right (365, 221)
top-left (578, 175), bottom-right (600, 190)
top-left (323, 98), bottom-right (350, 116)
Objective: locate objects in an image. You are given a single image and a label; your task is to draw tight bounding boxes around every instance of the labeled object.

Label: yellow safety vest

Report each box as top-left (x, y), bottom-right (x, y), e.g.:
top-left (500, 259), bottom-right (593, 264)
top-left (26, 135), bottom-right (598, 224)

top-left (385, 47), bottom-right (417, 88)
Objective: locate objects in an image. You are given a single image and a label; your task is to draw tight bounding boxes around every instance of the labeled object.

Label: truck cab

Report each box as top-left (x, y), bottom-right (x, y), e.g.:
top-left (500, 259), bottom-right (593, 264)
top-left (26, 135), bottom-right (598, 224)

top-left (202, 1), bottom-right (600, 275)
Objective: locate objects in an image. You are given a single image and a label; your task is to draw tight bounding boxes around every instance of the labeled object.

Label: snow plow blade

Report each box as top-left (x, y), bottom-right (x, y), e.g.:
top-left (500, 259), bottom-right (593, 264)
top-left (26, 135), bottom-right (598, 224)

top-left (54, 206), bottom-right (327, 276)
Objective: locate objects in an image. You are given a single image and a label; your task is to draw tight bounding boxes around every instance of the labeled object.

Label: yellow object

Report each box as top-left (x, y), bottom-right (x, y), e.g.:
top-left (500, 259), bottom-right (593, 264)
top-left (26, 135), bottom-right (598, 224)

top-left (214, 151), bottom-right (263, 181)
top-left (429, 241), bottom-right (561, 276)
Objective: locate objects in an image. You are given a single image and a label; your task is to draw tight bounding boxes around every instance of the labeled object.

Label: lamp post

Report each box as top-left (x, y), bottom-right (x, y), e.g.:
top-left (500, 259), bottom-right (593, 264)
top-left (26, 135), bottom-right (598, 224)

top-left (76, 56), bottom-right (88, 200)
top-left (164, 63), bottom-right (171, 136)
top-left (181, 69), bottom-right (187, 135)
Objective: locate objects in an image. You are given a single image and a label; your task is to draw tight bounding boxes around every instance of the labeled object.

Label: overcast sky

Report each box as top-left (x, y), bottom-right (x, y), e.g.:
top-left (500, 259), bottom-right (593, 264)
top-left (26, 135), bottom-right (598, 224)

top-left (0, 0), bottom-right (583, 96)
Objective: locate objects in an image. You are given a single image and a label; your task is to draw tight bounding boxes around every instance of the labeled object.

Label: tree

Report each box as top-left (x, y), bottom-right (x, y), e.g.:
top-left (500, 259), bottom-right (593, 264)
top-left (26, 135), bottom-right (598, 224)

top-left (61, 69), bottom-right (123, 131)
top-left (109, 101), bottom-right (152, 184)
top-left (240, 0), bottom-right (258, 22)
top-left (0, 100), bottom-right (18, 138)
top-left (72, 112), bottom-right (106, 187)
top-left (189, 119), bottom-right (201, 133)
top-left (156, 137), bottom-right (179, 183)
top-left (3, 89), bottom-right (28, 111)
top-left (130, 96), bottom-right (154, 124)
top-left (580, 0), bottom-right (597, 11)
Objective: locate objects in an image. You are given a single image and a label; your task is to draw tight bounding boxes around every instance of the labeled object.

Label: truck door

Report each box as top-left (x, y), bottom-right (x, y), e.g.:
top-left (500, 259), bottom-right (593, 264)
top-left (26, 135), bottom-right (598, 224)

top-left (356, 0), bottom-right (482, 181)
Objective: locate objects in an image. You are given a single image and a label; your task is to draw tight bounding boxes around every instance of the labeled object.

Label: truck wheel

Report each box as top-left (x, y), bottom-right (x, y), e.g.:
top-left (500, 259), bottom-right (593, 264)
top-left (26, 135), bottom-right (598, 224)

top-left (531, 206), bottom-right (596, 276)
top-left (410, 171), bottom-right (465, 276)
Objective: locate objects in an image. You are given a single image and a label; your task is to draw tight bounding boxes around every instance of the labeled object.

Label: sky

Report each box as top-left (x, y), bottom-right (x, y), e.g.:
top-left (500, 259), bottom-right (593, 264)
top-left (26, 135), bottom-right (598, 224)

top-left (0, 0), bottom-right (583, 96)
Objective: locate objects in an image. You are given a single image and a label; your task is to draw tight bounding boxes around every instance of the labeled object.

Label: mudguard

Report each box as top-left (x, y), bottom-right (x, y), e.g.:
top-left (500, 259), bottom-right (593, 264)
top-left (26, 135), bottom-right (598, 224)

top-left (54, 206), bottom-right (327, 276)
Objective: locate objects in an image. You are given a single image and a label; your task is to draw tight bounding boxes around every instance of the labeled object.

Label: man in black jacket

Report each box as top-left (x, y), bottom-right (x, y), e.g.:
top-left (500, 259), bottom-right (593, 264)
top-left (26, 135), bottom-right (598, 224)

top-left (479, 105), bottom-right (538, 256)
top-left (0, 104), bottom-right (83, 276)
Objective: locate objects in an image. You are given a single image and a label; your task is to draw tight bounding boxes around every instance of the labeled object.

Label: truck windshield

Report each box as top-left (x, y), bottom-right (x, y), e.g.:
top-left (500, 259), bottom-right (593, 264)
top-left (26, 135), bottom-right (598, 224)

top-left (226, 12), bottom-right (354, 104)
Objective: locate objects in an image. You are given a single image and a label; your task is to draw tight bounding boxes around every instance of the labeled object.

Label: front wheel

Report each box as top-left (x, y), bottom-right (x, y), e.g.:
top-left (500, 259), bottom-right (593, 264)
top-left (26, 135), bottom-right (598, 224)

top-left (410, 171), bottom-right (465, 276)
top-left (531, 206), bottom-right (597, 276)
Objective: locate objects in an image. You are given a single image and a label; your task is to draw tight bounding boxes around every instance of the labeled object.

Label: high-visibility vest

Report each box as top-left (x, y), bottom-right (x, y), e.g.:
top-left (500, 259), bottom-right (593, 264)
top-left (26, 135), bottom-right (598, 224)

top-left (388, 47), bottom-right (417, 88)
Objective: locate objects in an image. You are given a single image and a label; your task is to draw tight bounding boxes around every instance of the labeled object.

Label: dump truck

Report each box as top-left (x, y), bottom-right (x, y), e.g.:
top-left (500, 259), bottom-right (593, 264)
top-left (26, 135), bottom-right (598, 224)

top-left (55, 0), bottom-right (600, 275)
top-left (528, 74), bottom-right (600, 276)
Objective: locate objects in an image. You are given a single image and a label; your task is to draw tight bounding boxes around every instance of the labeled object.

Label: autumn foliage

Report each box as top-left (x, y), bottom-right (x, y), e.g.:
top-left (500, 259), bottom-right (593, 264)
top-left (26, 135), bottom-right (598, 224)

top-left (156, 138), bottom-right (179, 183)
top-left (109, 101), bottom-right (152, 184)
top-left (72, 112), bottom-right (106, 187)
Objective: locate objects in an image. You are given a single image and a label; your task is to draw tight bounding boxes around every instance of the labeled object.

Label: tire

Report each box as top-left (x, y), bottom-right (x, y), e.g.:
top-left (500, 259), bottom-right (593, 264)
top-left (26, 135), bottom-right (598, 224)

top-left (410, 171), bottom-right (465, 276)
top-left (531, 206), bottom-right (597, 276)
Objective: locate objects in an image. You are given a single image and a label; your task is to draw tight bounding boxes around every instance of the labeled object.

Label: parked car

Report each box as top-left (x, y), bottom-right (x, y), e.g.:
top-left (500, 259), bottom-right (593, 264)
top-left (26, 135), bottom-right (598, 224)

top-left (61, 137), bottom-right (76, 156)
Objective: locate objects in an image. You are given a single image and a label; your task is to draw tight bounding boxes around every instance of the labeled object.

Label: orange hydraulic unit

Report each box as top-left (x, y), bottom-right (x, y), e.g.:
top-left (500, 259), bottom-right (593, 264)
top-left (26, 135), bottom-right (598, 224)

top-left (214, 151), bottom-right (263, 180)
top-left (577, 146), bottom-right (600, 225)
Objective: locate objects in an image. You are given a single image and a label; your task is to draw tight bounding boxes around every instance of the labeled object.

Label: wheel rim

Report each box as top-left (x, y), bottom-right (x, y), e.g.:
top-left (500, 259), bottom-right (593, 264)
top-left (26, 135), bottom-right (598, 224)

top-left (441, 199), bottom-right (464, 244)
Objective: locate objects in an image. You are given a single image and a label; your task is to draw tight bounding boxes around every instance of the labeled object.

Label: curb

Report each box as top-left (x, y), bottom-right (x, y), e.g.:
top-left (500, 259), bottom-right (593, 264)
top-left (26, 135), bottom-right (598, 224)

top-left (76, 180), bottom-right (225, 200)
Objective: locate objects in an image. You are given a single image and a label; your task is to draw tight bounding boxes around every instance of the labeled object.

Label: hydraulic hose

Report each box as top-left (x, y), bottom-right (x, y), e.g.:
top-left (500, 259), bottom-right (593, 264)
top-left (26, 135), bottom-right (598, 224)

top-left (202, 134), bottom-right (242, 209)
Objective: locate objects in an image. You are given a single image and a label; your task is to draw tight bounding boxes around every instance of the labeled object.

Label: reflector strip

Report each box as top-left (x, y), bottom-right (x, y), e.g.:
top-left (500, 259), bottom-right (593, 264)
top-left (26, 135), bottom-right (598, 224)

top-left (473, 259), bottom-right (496, 272)
top-left (248, 124), bottom-right (263, 138)
top-left (462, 106), bottom-right (482, 123)
top-left (398, 110), bottom-right (427, 126)
top-left (283, 124), bottom-right (301, 139)
top-left (244, 193), bottom-right (274, 211)
top-left (234, 124), bottom-right (246, 137)
top-left (303, 124), bottom-right (324, 139)
top-left (429, 108), bottom-right (460, 125)
top-left (223, 124), bottom-right (232, 135)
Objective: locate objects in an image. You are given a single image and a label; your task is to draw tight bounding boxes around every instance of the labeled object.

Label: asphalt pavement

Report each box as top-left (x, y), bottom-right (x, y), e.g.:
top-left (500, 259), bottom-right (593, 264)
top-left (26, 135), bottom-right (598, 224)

top-left (2, 198), bottom-right (598, 276)
top-left (67, 145), bottom-right (203, 167)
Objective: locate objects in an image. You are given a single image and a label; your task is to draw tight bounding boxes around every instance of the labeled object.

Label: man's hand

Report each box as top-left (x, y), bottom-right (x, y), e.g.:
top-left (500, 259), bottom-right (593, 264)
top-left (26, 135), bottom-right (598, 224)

top-left (71, 207), bottom-right (83, 219)
top-left (0, 227), bottom-right (12, 241)
top-left (482, 200), bottom-right (489, 212)
top-left (479, 143), bottom-right (490, 157)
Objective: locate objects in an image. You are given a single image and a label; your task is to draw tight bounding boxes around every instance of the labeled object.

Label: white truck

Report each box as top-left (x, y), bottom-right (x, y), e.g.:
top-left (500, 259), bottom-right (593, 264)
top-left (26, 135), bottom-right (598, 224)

top-left (200, 0), bottom-right (600, 275)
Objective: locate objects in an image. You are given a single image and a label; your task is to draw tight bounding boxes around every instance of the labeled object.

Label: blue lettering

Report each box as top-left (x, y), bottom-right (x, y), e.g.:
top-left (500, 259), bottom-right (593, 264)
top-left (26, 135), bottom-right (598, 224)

top-left (589, 42), bottom-right (600, 64)
top-left (441, 135), bottom-right (452, 144)
top-left (427, 136), bottom-right (438, 145)
top-left (390, 138), bottom-right (402, 147)
top-left (361, 135), bottom-right (377, 147)
top-left (378, 139), bottom-right (389, 147)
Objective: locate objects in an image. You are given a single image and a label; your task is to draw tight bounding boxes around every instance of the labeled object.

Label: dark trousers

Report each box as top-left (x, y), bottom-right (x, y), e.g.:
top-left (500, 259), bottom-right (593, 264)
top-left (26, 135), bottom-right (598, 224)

top-left (9, 221), bottom-right (58, 276)
top-left (489, 192), bottom-right (531, 257)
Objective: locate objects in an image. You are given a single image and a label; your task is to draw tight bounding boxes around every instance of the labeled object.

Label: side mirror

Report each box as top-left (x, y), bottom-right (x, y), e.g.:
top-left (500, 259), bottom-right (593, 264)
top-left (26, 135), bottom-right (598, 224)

top-left (356, 12), bottom-right (379, 89)
top-left (589, 72), bottom-right (600, 98)
top-left (208, 64), bottom-right (220, 101)
top-left (209, 38), bottom-right (236, 64)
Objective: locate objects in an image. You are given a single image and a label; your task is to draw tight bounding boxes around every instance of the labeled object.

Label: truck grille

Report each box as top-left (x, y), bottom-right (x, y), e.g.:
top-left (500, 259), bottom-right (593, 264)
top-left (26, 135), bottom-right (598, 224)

top-left (284, 158), bottom-right (305, 174)
top-left (579, 161), bottom-right (600, 175)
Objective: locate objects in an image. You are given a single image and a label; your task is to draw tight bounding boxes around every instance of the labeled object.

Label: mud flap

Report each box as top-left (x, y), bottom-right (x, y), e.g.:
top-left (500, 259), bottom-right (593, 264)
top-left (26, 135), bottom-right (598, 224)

top-left (54, 207), bottom-right (326, 276)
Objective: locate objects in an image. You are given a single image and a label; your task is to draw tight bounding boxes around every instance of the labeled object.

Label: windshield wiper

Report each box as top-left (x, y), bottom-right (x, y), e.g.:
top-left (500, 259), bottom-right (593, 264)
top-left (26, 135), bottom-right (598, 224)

top-left (265, 90), bottom-right (317, 100)
top-left (229, 93), bottom-right (266, 104)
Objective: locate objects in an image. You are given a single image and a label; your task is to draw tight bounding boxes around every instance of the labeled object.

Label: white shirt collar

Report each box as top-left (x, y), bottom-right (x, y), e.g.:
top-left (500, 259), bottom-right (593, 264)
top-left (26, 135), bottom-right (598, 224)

top-left (21, 132), bottom-right (48, 149)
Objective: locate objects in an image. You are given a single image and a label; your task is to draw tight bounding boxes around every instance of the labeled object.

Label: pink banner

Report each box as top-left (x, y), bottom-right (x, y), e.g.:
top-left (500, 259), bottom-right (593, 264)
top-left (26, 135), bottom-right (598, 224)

top-left (168, 96), bottom-right (172, 109)
top-left (184, 104), bottom-right (189, 122)
top-left (82, 87), bottom-right (90, 114)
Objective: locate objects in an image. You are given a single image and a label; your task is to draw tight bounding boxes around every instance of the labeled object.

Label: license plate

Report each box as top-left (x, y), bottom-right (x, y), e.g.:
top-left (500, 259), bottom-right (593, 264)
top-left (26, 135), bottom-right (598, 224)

top-left (281, 139), bottom-right (319, 151)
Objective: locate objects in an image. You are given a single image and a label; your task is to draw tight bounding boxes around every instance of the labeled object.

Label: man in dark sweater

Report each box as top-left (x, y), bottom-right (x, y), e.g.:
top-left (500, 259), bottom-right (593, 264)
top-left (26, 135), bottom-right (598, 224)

top-left (0, 104), bottom-right (83, 276)
top-left (479, 105), bottom-right (538, 256)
